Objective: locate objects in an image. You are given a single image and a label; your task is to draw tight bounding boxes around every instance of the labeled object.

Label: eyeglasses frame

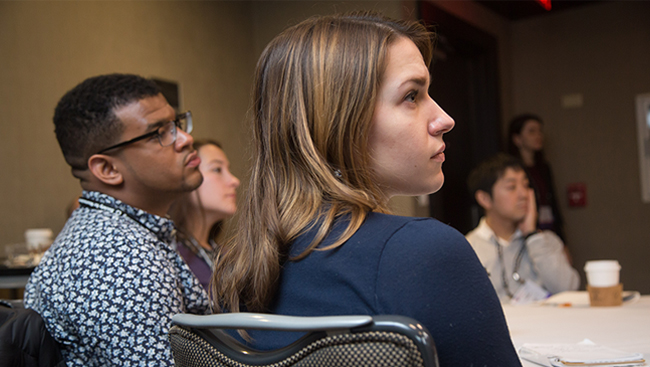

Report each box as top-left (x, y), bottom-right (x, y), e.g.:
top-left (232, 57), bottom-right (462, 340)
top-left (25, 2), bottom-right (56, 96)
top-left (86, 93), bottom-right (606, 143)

top-left (96, 111), bottom-right (193, 155)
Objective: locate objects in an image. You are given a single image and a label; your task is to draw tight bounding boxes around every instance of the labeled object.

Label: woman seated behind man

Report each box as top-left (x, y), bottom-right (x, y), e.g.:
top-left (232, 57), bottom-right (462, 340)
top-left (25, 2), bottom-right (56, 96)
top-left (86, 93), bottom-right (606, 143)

top-left (212, 12), bottom-right (521, 367)
top-left (169, 139), bottom-right (239, 291)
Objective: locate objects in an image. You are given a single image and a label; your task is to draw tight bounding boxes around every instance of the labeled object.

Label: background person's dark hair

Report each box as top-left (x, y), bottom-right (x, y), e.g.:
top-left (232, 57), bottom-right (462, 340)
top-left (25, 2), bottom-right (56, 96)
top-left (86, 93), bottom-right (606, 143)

top-left (507, 113), bottom-right (545, 164)
top-left (53, 73), bottom-right (161, 172)
top-left (169, 139), bottom-right (225, 247)
top-left (467, 153), bottom-right (525, 199)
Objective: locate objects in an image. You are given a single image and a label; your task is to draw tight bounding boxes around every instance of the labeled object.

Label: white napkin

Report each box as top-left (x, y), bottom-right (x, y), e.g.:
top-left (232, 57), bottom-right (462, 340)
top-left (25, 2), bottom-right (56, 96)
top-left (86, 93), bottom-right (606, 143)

top-left (519, 339), bottom-right (645, 367)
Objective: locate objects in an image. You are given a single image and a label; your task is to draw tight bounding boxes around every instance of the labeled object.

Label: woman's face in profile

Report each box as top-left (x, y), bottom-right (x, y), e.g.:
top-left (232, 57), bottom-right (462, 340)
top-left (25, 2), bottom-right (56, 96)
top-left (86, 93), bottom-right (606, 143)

top-left (192, 144), bottom-right (240, 222)
top-left (514, 119), bottom-right (544, 152)
top-left (367, 37), bottom-right (455, 198)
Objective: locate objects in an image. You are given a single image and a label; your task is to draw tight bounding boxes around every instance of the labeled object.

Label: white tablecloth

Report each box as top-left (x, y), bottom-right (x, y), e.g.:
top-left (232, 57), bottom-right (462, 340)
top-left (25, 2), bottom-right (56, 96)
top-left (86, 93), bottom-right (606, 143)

top-left (502, 295), bottom-right (650, 366)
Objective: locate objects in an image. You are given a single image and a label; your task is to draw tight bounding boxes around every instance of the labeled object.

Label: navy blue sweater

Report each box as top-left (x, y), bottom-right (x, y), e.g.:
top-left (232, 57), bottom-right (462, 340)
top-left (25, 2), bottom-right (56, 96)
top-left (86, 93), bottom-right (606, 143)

top-left (245, 212), bottom-right (521, 367)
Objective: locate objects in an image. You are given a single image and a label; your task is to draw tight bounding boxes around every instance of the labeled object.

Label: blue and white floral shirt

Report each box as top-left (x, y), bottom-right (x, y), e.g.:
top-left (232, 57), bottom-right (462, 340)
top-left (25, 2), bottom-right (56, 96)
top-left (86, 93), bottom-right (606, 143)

top-left (24, 190), bottom-right (210, 366)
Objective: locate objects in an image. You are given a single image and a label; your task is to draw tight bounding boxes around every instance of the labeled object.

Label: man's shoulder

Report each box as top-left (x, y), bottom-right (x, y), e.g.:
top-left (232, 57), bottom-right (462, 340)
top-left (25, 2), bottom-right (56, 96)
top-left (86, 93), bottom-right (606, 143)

top-left (465, 226), bottom-right (483, 243)
top-left (33, 210), bottom-right (161, 276)
top-left (528, 229), bottom-right (564, 247)
top-left (66, 207), bottom-right (154, 243)
top-left (465, 218), bottom-right (493, 241)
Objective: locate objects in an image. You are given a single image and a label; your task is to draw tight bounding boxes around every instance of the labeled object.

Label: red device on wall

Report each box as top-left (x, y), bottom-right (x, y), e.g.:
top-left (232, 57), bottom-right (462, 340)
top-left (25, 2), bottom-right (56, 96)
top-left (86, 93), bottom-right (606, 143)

top-left (567, 182), bottom-right (587, 208)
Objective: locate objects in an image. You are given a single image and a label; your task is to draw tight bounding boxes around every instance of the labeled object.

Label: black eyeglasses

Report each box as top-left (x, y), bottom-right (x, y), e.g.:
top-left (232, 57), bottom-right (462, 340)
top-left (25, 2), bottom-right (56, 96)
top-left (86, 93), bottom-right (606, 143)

top-left (97, 111), bottom-right (193, 154)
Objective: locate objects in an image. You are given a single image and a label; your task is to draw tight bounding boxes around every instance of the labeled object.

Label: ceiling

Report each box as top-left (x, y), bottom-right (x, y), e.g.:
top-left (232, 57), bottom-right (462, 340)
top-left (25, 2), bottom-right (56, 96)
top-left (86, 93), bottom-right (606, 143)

top-left (475, 0), bottom-right (602, 21)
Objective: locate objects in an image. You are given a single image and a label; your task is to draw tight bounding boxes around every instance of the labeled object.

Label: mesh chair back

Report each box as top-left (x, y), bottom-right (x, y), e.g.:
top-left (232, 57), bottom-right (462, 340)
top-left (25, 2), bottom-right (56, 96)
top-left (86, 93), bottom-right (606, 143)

top-left (169, 313), bottom-right (438, 367)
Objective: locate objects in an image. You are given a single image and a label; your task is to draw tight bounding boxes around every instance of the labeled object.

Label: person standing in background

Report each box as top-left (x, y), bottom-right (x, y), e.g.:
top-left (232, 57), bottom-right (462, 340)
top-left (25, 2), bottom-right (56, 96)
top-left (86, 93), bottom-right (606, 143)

top-left (508, 113), bottom-right (566, 241)
top-left (169, 139), bottom-right (240, 291)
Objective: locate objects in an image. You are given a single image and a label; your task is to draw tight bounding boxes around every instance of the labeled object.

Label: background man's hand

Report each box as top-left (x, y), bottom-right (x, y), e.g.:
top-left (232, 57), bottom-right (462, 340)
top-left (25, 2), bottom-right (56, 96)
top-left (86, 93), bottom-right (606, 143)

top-left (519, 188), bottom-right (537, 236)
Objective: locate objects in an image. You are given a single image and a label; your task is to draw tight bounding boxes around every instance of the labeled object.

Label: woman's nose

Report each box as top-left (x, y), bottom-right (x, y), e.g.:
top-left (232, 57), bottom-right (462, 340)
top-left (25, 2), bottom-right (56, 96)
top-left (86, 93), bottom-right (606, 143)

top-left (231, 175), bottom-right (241, 188)
top-left (428, 100), bottom-right (455, 136)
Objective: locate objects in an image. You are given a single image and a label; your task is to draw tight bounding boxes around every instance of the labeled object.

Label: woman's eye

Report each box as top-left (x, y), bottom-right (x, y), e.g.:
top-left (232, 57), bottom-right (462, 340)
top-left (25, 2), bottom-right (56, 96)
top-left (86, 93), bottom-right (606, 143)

top-left (212, 167), bottom-right (222, 173)
top-left (405, 90), bottom-right (418, 103)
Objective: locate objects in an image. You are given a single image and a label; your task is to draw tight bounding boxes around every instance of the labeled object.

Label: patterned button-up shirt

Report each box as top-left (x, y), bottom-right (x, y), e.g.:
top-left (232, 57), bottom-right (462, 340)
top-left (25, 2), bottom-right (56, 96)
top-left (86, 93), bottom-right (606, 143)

top-left (24, 190), bottom-right (210, 366)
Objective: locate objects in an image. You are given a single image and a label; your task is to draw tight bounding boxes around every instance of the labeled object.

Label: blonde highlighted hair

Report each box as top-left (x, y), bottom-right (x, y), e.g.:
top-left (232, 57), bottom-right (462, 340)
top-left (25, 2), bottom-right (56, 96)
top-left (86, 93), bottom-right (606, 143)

top-left (212, 11), bottom-right (434, 313)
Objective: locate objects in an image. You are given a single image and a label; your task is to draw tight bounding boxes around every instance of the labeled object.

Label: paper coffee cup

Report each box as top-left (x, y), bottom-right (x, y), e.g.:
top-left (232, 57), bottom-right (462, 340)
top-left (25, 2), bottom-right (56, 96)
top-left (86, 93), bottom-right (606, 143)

top-left (584, 260), bottom-right (621, 287)
top-left (25, 228), bottom-right (53, 253)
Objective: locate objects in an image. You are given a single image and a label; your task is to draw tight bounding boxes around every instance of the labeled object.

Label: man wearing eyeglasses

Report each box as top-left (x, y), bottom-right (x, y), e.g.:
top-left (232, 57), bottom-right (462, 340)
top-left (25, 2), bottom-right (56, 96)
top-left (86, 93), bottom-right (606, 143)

top-left (24, 74), bottom-right (210, 366)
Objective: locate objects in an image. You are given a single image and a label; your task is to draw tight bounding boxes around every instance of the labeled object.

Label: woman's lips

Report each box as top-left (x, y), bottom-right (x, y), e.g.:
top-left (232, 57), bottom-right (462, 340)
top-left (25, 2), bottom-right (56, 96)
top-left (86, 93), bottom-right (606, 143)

top-left (431, 152), bottom-right (445, 162)
top-left (431, 145), bottom-right (446, 162)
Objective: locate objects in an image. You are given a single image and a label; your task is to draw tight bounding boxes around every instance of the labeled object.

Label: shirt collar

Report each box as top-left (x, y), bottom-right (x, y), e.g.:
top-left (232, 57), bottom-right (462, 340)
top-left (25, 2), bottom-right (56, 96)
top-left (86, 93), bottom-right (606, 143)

top-left (474, 217), bottom-right (524, 247)
top-left (80, 190), bottom-right (176, 243)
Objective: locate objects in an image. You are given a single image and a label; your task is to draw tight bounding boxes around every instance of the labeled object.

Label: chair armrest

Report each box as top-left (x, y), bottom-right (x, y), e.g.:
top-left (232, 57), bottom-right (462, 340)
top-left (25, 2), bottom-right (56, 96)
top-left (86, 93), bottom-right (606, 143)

top-left (172, 313), bottom-right (373, 331)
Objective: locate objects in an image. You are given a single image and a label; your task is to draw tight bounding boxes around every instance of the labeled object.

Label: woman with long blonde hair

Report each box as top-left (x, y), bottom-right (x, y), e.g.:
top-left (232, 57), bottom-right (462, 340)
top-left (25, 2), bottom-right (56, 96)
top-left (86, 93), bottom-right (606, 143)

top-left (213, 11), bottom-right (521, 366)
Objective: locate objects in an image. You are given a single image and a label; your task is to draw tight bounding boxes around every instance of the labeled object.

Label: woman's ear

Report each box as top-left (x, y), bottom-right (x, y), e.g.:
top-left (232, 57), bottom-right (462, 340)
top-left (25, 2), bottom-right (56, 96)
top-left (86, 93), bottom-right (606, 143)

top-left (512, 134), bottom-right (523, 148)
top-left (475, 190), bottom-right (493, 211)
top-left (87, 155), bottom-right (124, 186)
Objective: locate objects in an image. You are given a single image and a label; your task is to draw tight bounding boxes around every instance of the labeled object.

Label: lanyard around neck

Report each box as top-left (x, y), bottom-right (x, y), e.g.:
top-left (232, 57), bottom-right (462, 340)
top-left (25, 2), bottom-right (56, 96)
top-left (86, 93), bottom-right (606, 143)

top-left (78, 197), bottom-right (159, 236)
top-left (495, 237), bottom-right (527, 298)
top-left (188, 237), bottom-right (216, 271)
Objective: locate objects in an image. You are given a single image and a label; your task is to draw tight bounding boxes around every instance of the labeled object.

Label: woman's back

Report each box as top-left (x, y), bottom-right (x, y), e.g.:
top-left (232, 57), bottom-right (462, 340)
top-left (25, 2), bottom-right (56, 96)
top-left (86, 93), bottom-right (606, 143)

top-left (245, 213), bottom-right (520, 367)
top-left (214, 12), bottom-right (521, 367)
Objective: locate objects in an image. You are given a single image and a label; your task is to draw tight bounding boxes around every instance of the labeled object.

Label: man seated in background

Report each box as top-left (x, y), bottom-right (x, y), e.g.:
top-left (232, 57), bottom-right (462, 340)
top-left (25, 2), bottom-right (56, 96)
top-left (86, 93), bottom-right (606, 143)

top-left (466, 153), bottom-right (579, 303)
top-left (24, 74), bottom-right (210, 366)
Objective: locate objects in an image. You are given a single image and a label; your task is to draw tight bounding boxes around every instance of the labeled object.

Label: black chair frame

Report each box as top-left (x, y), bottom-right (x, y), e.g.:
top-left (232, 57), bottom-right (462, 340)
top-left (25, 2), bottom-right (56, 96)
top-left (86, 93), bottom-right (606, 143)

top-left (170, 313), bottom-right (438, 367)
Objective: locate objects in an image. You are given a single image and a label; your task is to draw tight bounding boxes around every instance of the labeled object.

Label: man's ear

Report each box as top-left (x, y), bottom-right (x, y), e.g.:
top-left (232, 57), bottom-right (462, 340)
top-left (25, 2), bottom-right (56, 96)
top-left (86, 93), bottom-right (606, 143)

top-left (475, 190), bottom-right (492, 211)
top-left (87, 154), bottom-right (124, 186)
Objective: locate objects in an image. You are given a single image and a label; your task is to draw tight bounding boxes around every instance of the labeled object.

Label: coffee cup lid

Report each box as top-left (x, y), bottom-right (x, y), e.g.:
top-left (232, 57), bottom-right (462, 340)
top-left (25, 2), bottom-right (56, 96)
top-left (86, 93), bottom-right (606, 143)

top-left (25, 228), bottom-right (53, 238)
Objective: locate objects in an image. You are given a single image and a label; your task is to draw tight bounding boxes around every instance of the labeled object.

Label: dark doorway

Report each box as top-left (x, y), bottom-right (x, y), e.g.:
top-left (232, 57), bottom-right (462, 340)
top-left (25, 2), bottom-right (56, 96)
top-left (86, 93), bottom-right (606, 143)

top-left (419, 1), bottom-right (502, 234)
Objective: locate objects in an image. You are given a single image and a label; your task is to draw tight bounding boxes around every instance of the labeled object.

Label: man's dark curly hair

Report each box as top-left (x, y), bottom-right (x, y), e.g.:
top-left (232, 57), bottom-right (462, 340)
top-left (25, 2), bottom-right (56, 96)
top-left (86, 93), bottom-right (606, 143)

top-left (467, 153), bottom-right (525, 198)
top-left (53, 74), bottom-right (161, 171)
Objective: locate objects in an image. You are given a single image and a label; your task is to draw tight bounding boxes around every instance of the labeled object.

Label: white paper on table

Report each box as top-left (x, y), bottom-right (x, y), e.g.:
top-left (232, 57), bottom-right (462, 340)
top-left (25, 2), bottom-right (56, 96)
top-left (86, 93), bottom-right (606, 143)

top-left (519, 340), bottom-right (645, 367)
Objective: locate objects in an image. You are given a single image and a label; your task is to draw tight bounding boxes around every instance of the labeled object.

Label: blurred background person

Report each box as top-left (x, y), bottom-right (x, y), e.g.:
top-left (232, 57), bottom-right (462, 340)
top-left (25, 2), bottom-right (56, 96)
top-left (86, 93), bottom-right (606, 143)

top-left (169, 139), bottom-right (239, 291)
top-left (466, 153), bottom-right (579, 303)
top-left (508, 113), bottom-right (565, 241)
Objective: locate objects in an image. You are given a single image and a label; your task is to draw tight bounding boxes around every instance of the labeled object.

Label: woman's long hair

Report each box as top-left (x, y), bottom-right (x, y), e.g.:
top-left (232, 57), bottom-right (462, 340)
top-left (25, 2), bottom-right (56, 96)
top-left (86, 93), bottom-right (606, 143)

top-left (212, 11), bottom-right (435, 313)
top-left (507, 113), bottom-right (546, 165)
top-left (169, 139), bottom-right (224, 249)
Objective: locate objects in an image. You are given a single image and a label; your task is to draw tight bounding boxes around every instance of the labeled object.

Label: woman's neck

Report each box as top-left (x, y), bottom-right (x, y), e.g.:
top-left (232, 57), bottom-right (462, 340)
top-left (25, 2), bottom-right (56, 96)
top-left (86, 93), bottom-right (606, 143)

top-left (519, 148), bottom-right (536, 167)
top-left (187, 217), bottom-right (214, 251)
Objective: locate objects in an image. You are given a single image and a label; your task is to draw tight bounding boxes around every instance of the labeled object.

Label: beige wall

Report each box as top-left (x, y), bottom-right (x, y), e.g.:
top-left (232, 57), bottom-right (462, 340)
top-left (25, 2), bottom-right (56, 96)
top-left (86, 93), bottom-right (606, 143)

top-left (510, 1), bottom-right (650, 292)
top-left (0, 1), bottom-right (255, 245)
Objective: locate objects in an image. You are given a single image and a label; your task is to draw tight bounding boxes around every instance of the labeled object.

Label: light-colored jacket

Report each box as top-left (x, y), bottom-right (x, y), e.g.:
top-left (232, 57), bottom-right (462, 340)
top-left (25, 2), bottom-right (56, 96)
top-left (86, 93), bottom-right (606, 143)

top-left (466, 217), bottom-right (579, 302)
